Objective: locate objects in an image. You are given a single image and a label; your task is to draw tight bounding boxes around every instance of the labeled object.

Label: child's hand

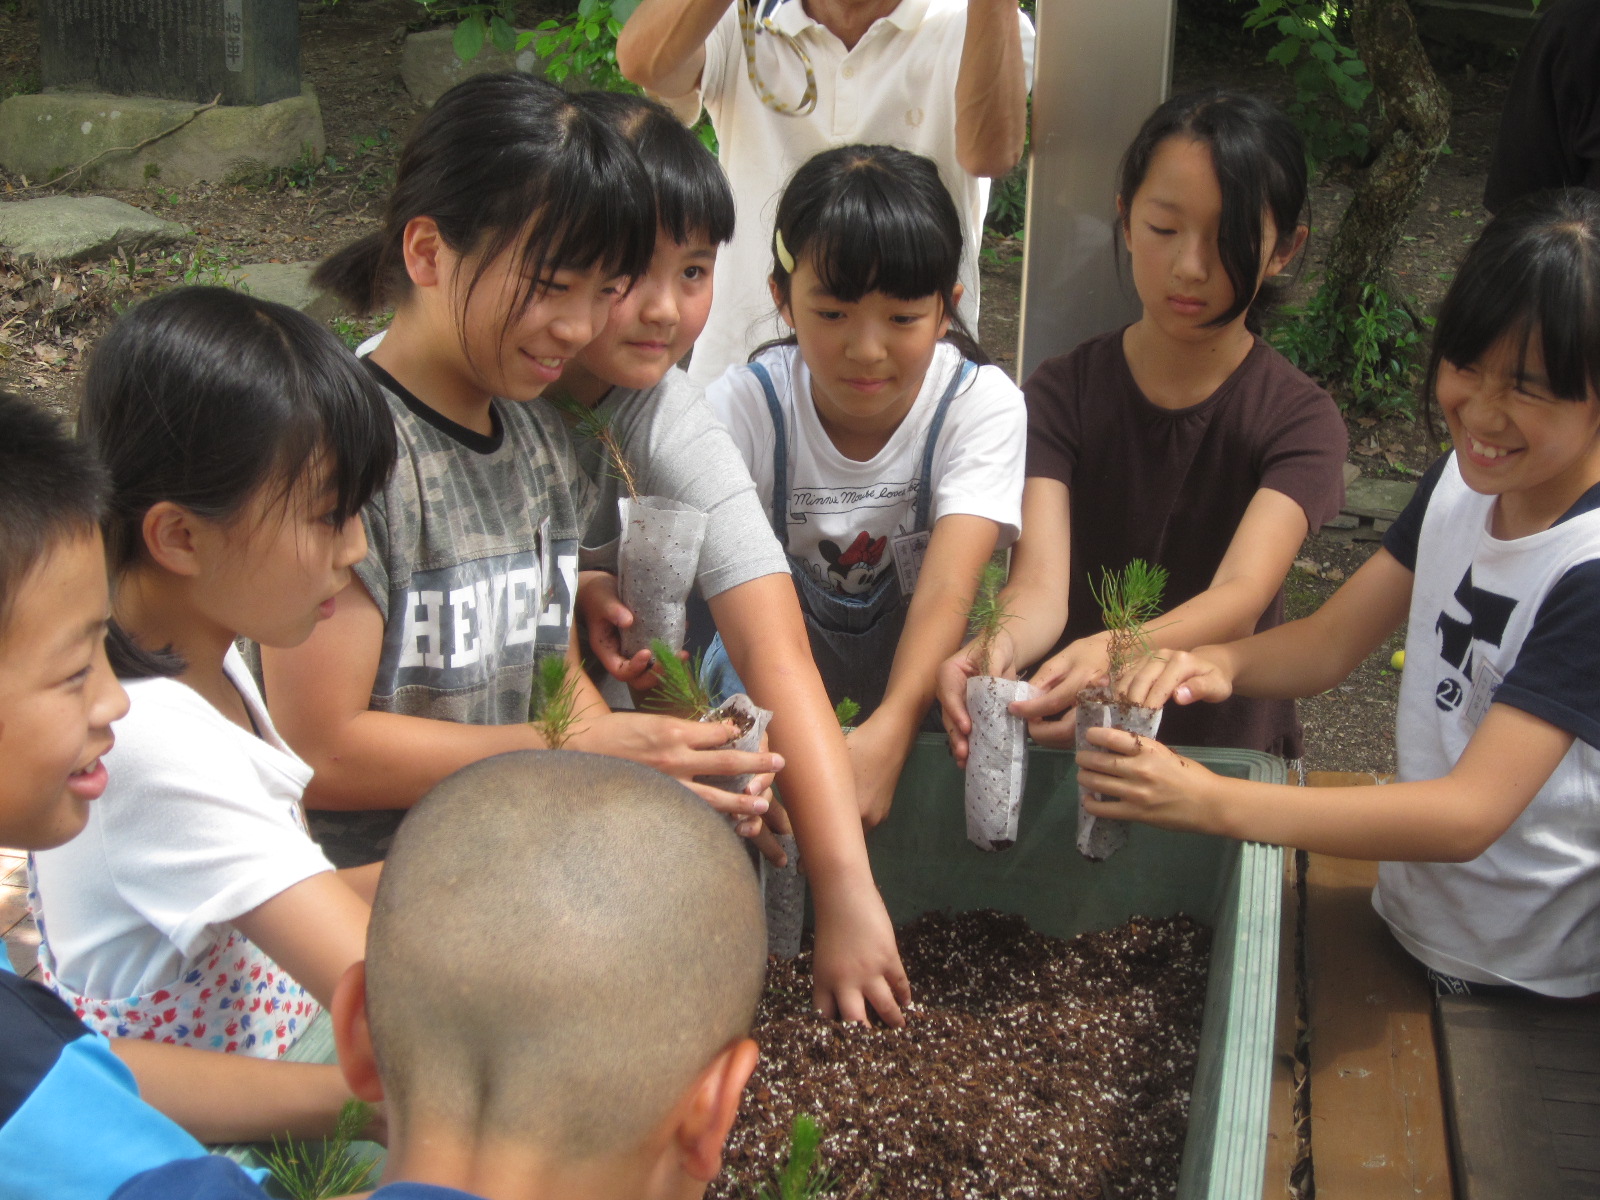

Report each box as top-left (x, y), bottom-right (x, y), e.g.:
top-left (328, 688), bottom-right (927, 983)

top-left (1117, 647), bottom-right (1234, 711)
top-left (1007, 631), bottom-right (1113, 748)
top-left (843, 713), bottom-right (913, 829)
top-left (575, 571), bottom-right (656, 685)
top-left (1074, 726), bottom-right (1221, 834)
top-left (810, 873), bottom-right (912, 1027)
top-left (934, 631), bottom-right (1017, 767)
top-left (570, 712), bottom-right (783, 817)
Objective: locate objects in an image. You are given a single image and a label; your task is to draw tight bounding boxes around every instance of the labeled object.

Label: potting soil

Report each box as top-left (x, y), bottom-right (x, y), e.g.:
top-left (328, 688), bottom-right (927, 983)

top-left (712, 909), bottom-right (1210, 1199)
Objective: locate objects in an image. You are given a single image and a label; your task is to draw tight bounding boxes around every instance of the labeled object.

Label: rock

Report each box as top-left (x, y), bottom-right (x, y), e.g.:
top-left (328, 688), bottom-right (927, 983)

top-left (231, 262), bottom-right (341, 321)
top-left (0, 195), bottom-right (188, 264)
top-left (400, 28), bottom-right (548, 109)
top-left (1322, 512), bottom-right (1360, 531)
top-left (0, 87), bottom-right (324, 190)
top-left (1342, 476), bottom-right (1418, 522)
top-left (1342, 461), bottom-right (1361, 486)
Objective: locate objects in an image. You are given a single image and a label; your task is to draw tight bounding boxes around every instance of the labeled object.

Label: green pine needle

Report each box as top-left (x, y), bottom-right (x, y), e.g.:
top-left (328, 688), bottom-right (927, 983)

top-left (552, 393), bottom-right (640, 499)
top-left (833, 697), bottom-right (861, 729)
top-left (1092, 559), bottom-right (1169, 681)
top-left (644, 637), bottom-right (713, 720)
top-left (529, 653), bottom-right (582, 748)
top-left (966, 558), bottom-right (1013, 676)
top-left (263, 1099), bottom-right (379, 1200)
top-left (757, 1113), bottom-right (841, 1200)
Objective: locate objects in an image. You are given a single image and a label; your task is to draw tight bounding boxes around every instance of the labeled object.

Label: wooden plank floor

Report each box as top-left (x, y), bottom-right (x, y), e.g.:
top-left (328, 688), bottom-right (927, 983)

top-left (1437, 995), bottom-right (1600, 1200)
top-left (0, 846), bottom-right (39, 978)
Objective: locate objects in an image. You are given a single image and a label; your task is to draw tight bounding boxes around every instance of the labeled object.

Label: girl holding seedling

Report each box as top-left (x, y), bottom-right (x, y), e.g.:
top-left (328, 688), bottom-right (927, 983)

top-left (707, 144), bottom-right (1027, 828)
top-left (262, 74), bottom-right (780, 870)
top-left (939, 90), bottom-right (1347, 766)
top-left (1082, 189), bottom-right (1600, 1000)
top-left (548, 93), bottom-right (910, 1026)
top-left (31, 287), bottom-right (392, 1063)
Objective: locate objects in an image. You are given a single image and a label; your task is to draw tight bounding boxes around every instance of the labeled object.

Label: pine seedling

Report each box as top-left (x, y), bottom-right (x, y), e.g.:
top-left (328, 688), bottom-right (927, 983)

top-left (263, 1099), bottom-right (379, 1200)
top-left (965, 558), bottom-right (1013, 676)
top-left (552, 394), bottom-right (640, 500)
top-left (756, 1113), bottom-right (841, 1200)
top-left (644, 636), bottom-right (714, 720)
top-left (1092, 558), bottom-right (1169, 682)
top-left (833, 696), bottom-right (860, 729)
top-left (529, 653), bottom-right (582, 748)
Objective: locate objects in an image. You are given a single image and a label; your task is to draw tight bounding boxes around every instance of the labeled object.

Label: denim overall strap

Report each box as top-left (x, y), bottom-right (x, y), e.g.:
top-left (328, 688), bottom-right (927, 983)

top-left (748, 361), bottom-right (790, 549)
top-left (912, 358), bottom-right (975, 531)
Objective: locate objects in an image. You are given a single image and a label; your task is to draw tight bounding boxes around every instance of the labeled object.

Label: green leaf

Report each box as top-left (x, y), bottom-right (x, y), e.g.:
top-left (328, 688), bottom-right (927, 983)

top-left (488, 13), bottom-right (516, 51)
top-left (612, 0), bottom-right (643, 21)
top-left (1266, 39), bottom-right (1300, 66)
top-left (578, 0), bottom-right (600, 17)
top-left (453, 13), bottom-right (486, 61)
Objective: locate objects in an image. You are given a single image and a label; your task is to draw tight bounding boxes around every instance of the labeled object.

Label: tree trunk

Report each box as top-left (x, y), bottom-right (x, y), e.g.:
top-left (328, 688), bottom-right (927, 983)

top-left (1324, 0), bottom-right (1451, 311)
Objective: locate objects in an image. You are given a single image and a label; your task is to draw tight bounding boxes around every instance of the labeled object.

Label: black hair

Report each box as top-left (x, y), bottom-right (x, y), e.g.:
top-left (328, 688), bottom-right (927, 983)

top-left (582, 91), bottom-right (735, 247)
top-left (1427, 188), bottom-right (1600, 405)
top-left (763, 144), bottom-right (990, 364)
top-left (314, 73), bottom-right (655, 329)
top-left (1117, 89), bottom-right (1308, 333)
top-left (78, 286), bottom-right (398, 679)
top-left (0, 393), bottom-right (109, 637)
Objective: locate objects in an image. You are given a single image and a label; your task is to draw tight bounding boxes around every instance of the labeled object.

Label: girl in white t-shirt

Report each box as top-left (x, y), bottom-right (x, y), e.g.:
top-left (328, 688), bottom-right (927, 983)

top-left (1078, 190), bottom-right (1600, 1000)
top-left (707, 144), bottom-right (1026, 827)
top-left (31, 286), bottom-right (396, 1055)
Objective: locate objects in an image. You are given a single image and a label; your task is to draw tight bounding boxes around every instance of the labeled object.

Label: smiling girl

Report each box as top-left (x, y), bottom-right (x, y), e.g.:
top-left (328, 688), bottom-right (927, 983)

top-left (939, 91), bottom-right (1348, 769)
top-left (1081, 189), bottom-right (1600, 1000)
top-left (706, 144), bottom-right (1026, 828)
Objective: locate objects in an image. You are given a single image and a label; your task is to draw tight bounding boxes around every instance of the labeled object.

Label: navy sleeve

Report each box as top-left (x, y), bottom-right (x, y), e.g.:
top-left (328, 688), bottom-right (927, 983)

top-left (1496, 559), bottom-right (1600, 750)
top-left (0, 970), bottom-right (92, 1123)
top-left (1381, 454), bottom-right (1452, 571)
top-left (110, 1156), bottom-right (268, 1199)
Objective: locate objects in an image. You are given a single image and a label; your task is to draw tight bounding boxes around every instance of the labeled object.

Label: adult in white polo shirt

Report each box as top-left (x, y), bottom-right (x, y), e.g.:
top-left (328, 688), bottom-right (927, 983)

top-left (618, 0), bottom-right (1035, 388)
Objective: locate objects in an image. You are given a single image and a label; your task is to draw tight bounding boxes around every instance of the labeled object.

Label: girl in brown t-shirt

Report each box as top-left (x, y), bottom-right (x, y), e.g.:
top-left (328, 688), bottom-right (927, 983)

top-left (939, 90), bottom-right (1347, 762)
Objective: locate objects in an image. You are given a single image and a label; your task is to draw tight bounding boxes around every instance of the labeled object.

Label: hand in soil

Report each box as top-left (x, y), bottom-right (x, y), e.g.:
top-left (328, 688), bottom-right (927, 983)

top-left (810, 877), bottom-right (912, 1027)
top-left (568, 711), bottom-right (782, 815)
top-left (934, 629), bottom-right (1019, 767)
top-left (1007, 630), bottom-right (1117, 747)
top-left (1116, 646), bottom-right (1235, 711)
top-left (1076, 727), bottom-right (1218, 834)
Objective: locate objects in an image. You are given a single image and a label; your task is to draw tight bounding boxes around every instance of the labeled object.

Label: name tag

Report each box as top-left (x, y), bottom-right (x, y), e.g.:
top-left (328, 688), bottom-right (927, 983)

top-left (1464, 658), bottom-right (1504, 727)
top-left (891, 530), bottom-right (931, 595)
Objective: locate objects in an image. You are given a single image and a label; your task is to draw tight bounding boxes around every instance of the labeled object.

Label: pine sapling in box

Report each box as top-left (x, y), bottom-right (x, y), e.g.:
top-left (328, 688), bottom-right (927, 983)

top-left (560, 398), bottom-right (707, 656)
top-left (963, 560), bottom-right (1036, 852)
top-left (646, 638), bottom-right (773, 796)
top-left (1076, 559), bottom-right (1168, 861)
top-left (527, 653), bottom-right (583, 749)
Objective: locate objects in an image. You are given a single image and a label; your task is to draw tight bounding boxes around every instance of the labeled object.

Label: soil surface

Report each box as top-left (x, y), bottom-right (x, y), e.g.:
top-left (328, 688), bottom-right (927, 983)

top-left (0, 0), bottom-right (1516, 772)
top-left (714, 910), bottom-right (1211, 1200)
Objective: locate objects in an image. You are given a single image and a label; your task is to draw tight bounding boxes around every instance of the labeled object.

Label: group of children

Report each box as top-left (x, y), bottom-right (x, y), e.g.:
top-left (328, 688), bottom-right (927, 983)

top-left (0, 59), bottom-right (1596, 1200)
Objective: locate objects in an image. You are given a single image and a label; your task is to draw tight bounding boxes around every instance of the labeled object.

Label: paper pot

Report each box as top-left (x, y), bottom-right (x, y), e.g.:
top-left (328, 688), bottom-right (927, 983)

top-left (618, 496), bottom-right (708, 658)
top-left (695, 692), bottom-right (774, 796)
top-left (964, 676), bottom-right (1037, 852)
top-left (1075, 686), bottom-right (1163, 862)
top-left (760, 833), bottom-right (804, 959)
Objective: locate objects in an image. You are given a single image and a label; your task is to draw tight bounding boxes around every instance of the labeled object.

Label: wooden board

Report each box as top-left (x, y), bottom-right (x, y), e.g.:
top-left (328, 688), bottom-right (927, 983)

top-left (1437, 995), bottom-right (1600, 1200)
top-left (1303, 853), bottom-right (1453, 1199)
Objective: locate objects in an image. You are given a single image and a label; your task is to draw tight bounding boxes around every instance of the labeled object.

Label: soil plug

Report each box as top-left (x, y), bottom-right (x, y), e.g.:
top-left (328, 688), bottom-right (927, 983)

top-left (962, 560), bottom-right (1034, 851)
top-left (761, 831), bottom-right (804, 960)
top-left (557, 396), bottom-right (709, 656)
top-left (1076, 559), bottom-right (1169, 861)
top-left (646, 638), bottom-right (773, 795)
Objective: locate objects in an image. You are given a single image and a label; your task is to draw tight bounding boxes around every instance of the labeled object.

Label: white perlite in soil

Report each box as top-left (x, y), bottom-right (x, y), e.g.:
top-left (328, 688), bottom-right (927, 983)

top-left (1075, 688), bottom-right (1163, 861)
top-left (695, 692), bottom-right (773, 796)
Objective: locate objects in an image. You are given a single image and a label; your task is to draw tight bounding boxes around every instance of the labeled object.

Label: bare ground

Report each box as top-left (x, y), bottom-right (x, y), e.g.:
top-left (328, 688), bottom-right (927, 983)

top-left (0, 0), bottom-right (1517, 773)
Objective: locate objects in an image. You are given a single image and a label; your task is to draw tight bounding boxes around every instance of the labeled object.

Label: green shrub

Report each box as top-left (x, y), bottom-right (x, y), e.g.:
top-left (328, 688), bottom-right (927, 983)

top-left (1242, 0), bottom-right (1371, 166)
top-left (1269, 278), bottom-right (1430, 417)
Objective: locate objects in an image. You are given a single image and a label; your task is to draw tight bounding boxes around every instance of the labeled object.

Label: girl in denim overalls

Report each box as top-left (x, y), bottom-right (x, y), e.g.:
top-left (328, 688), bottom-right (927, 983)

top-left (707, 144), bottom-right (1027, 826)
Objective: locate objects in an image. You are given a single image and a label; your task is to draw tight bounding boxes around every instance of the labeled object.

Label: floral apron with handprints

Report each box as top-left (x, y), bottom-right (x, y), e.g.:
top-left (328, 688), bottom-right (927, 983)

top-left (28, 862), bottom-right (319, 1059)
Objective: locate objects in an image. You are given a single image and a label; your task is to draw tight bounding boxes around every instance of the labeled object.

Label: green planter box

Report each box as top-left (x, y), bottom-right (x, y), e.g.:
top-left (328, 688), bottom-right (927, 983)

top-left (866, 735), bottom-right (1285, 1200)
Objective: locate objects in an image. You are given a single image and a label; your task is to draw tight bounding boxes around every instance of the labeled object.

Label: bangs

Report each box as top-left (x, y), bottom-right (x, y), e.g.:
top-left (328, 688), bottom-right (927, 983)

top-left (804, 178), bottom-right (957, 302)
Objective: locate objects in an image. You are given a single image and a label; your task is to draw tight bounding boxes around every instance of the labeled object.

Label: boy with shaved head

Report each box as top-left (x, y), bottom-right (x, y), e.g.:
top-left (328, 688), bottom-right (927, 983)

top-left (112, 750), bottom-right (770, 1200)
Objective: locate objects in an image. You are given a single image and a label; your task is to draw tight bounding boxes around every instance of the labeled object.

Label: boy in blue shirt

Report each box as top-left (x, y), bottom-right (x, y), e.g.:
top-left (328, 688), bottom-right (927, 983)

top-left (113, 749), bottom-right (769, 1200)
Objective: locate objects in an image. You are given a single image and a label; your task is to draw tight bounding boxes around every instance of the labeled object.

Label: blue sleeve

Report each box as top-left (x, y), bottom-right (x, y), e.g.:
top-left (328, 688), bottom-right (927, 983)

top-left (110, 1156), bottom-right (267, 1199)
top-left (1, 961), bottom-right (217, 1200)
top-left (1381, 453), bottom-right (1451, 571)
top-left (1496, 559), bottom-right (1600, 750)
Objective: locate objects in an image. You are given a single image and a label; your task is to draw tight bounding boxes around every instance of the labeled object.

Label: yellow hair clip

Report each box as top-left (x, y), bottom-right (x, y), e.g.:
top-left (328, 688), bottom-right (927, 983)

top-left (775, 228), bottom-right (796, 274)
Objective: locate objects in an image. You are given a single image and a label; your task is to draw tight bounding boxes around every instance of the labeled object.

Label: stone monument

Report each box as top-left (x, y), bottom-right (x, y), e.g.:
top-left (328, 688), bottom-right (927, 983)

top-left (0, 0), bottom-right (324, 188)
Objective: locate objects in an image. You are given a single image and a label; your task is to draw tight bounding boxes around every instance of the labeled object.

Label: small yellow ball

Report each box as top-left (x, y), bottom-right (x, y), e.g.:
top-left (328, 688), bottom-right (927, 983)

top-left (1391, 649), bottom-right (1406, 671)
